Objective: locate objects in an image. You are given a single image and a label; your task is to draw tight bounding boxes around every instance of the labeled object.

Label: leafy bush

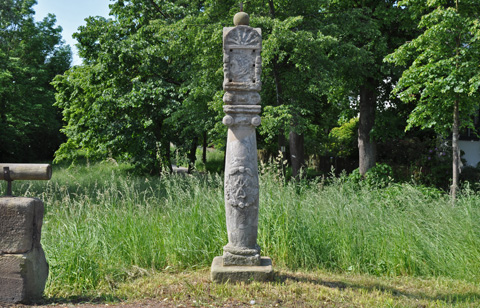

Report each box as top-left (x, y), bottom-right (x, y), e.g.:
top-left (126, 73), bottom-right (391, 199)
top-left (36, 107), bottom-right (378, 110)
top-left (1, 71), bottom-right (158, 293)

top-left (327, 118), bottom-right (359, 157)
top-left (348, 163), bottom-right (394, 188)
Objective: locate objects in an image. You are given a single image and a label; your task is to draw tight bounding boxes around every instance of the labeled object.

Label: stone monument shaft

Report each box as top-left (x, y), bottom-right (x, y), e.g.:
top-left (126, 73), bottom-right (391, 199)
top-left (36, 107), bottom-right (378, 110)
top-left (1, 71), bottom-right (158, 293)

top-left (222, 18), bottom-right (262, 266)
top-left (211, 12), bottom-right (272, 282)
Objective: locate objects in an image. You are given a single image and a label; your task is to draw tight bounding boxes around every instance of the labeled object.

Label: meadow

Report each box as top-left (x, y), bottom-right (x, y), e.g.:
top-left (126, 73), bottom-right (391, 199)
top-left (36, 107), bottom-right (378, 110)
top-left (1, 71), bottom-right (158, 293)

top-left (7, 157), bottom-right (480, 307)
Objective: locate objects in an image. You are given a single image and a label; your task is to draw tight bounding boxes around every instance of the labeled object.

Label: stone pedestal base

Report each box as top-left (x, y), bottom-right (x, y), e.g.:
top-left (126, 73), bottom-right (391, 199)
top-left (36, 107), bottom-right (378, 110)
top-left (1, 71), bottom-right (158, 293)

top-left (223, 251), bottom-right (261, 266)
top-left (0, 197), bottom-right (48, 304)
top-left (0, 247), bottom-right (49, 304)
top-left (211, 256), bottom-right (273, 283)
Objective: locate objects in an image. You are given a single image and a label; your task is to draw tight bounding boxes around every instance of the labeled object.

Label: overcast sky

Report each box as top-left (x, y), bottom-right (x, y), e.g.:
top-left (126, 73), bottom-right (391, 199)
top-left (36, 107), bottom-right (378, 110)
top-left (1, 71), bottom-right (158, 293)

top-left (33, 0), bottom-right (111, 66)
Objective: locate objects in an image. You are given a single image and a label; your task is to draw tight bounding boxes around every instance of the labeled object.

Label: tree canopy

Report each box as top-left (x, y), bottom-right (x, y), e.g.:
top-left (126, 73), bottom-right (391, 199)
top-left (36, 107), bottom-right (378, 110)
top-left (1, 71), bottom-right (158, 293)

top-left (20, 0), bottom-right (478, 190)
top-left (0, 0), bottom-right (71, 162)
top-left (53, 0), bottom-right (225, 173)
top-left (386, 0), bottom-right (480, 196)
top-left (53, 0), bottom-right (343, 174)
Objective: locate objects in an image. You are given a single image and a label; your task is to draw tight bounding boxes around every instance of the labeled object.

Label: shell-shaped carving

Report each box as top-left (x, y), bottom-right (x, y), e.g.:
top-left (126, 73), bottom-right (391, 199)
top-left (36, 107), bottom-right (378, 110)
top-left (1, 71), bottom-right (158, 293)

top-left (225, 26), bottom-right (261, 47)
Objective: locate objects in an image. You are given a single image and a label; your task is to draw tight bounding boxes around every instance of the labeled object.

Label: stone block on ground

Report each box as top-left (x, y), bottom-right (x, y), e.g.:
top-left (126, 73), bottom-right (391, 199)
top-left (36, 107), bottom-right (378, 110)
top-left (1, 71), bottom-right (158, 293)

top-left (0, 197), bottom-right (48, 304)
top-left (211, 256), bottom-right (273, 283)
top-left (0, 246), bottom-right (49, 304)
top-left (0, 197), bottom-right (44, 254)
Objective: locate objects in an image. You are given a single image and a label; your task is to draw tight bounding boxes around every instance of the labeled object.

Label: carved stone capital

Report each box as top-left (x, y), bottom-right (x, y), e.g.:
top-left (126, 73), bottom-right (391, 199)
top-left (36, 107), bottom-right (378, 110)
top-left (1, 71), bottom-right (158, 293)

top-left (222, 105), bottom-right (262, 127)
top-left (222, 115), bottom-right (234, 126)
top-left (251, 116), bottom-right (261, 127)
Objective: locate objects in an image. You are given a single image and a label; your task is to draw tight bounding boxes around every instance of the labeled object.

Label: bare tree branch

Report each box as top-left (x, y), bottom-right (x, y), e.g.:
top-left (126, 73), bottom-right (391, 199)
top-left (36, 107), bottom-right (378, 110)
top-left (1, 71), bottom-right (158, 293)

top-left (148, 0), bottom-right (170, 19)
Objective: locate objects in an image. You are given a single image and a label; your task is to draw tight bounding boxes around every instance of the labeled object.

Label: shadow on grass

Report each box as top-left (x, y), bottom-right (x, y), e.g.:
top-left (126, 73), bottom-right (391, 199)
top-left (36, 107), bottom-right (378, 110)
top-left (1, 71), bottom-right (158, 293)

top-left (30, 295), bottom-right (124, 306)
top-left (277, 273), bottom-right (480, 304)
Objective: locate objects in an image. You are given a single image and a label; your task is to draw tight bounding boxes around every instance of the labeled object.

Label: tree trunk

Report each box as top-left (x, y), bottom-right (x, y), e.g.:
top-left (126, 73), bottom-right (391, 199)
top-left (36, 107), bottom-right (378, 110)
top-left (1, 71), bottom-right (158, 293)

top-left (188, 136), bottom-right (198, 174)
top-left (289, 130), bottom-right (305, 179)
top-left (268, 0), bottom-right (276, 18)
top-left (358, 81), bottom-right (377, 176)
top-left (153, 119), bottom-right (171, 175)
top-left (202, 131), bottom-right (207, 164)
top-left (451, 100), bottom-right (460, 201)
top-left (0, 99), bottom-right (7, 161)
top-left (452, 9), bottom-right (460, 202)
top-left (164, 141), bottom-right (173, 174)
top-left (268, 0), bottom-right (287, 163)
top-left (272, 56), bottom-right (287, 156)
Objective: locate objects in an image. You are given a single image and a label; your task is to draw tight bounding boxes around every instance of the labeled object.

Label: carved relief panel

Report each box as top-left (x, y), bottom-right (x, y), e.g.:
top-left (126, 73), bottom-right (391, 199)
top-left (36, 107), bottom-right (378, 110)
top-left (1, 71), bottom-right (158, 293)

top-left (223, 26), bottom-right (262, 92)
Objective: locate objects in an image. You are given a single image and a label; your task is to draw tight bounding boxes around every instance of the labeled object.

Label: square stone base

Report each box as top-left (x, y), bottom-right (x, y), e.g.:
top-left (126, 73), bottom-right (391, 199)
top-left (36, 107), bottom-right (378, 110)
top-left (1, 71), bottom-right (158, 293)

top-left (0, 197), bottom-right (44, 254)
top-left (211, 256), bottom-right (273, 283)
top-left (0, 247), bottom-right (49, 304)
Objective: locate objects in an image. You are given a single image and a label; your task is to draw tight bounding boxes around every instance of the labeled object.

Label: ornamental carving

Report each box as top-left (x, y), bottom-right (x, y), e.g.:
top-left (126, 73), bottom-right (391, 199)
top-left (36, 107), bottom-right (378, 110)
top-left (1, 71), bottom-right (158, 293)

top-left (223, 26), bottom-right (262, 92)
top-left (224, 26), bottom-right (261, 48)
top-left (225, 165), bottom-right (259, 209)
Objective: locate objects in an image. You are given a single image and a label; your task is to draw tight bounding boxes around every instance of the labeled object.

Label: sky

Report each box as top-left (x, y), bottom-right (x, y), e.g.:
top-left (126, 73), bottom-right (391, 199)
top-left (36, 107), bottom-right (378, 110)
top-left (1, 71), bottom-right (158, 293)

top-left (33, 0), bottom-right (112, 66)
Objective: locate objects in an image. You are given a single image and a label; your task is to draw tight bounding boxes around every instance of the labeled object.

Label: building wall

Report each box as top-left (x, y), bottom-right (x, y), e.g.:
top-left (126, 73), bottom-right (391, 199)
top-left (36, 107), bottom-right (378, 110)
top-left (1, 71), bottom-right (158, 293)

top-left (459, 140), bottom-right (480, 167)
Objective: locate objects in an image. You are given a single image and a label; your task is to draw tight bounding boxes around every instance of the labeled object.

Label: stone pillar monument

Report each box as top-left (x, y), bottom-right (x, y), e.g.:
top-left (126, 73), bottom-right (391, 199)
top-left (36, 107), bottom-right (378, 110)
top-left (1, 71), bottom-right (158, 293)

top-left (0, 164), bottom-right (50, 304)
top-left (211, 11), bottom-right (273, 283)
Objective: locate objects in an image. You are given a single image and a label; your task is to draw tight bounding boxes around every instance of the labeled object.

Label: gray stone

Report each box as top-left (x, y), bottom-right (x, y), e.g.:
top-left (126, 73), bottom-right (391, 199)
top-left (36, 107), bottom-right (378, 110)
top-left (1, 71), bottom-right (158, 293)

top-left (233, 12), bottom-right (250, 26)
top-left (0, 197), bottom-right (44, 254)
top-left (211, 13), bottom-right (273, 280)
top-left (223, 251), bottom-right (260, 266)
top-left (0, 197), bottom-right (48, 304)
top-left (222, 22), bottom-right (262, 266)
top-left (211, 256), bottom-right (273, 283)
top-left (0, 247), bottom-right (49, 304)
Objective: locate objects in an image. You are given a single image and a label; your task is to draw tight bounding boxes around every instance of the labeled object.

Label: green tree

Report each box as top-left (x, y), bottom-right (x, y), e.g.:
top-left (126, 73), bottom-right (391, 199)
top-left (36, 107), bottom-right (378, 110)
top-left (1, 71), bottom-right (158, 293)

top-left (54, 1), bottom-right (225, 173)
top-left (318, 0), bottom-right (418, 176)
top-left (55, 0), bottom-right (417, 177)
top-left (385, 0), bottom-right (480, 198)
top-left (0, 0), bottom-right (71, 162)
top-left (54, 0), bottom-right (340, 175)
top-left (249, 0), bottom-right (341, 178)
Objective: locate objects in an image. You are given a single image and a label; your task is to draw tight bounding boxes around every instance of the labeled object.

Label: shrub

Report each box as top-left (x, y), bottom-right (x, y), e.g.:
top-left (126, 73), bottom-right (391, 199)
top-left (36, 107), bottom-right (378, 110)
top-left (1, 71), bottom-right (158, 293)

top-left (348, 163), bottom-right (394, 188)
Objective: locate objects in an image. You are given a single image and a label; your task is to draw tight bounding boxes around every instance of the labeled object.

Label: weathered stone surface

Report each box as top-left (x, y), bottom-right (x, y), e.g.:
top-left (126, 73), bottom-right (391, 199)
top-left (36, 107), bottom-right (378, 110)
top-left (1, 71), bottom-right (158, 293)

top-left (0, 197), bottom-right (44, 254)
top-left (223, 26), bottom-right (262, 93)
top-left (233, 12), bottom-right (250, 26)
top-left (0, 164), bottom-right (52, 181)
top-left (222, 23), bottom-right (262, 266)
top-left (211, 256), bottom-right (273, 283)
top-left (0, 197), bottom-right (48, 303)
top-left (0, 247), bottom-right (49, 304)
top-left (223, 91), bottom-right (261, 105)
top-left (211, 13), bottom-right (273, 273)
top-left (223, 251), bottom-right (260, 266)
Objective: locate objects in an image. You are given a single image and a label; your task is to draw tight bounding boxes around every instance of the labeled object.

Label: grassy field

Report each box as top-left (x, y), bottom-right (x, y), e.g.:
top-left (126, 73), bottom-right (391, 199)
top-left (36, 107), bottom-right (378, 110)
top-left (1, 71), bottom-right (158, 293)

top-left (6, 159), bottom-right (480, 306)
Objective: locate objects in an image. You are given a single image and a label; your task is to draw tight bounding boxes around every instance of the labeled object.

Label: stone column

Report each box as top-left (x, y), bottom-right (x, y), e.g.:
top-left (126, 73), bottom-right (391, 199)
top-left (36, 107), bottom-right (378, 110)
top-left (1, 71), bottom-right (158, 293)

top-left (211, 11), bottom-right (273, 283)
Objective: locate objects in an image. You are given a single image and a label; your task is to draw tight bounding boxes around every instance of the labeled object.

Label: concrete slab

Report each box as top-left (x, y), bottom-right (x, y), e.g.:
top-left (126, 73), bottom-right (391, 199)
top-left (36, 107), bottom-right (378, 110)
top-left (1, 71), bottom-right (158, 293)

top-left (211, 256), bottom-right (273, 283)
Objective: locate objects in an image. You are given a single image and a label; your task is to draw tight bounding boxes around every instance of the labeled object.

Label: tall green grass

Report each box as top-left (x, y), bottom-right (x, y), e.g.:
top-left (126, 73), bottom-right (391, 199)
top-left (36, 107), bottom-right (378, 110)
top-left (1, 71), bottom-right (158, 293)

top-left (8, 162), bottom-right (480, 296)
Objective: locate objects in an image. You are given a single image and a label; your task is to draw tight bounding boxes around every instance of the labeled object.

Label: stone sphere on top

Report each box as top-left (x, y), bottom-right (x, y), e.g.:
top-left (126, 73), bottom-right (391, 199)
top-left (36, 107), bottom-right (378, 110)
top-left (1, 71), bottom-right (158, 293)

top-left (233, 11), bottom-right (249, 26)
